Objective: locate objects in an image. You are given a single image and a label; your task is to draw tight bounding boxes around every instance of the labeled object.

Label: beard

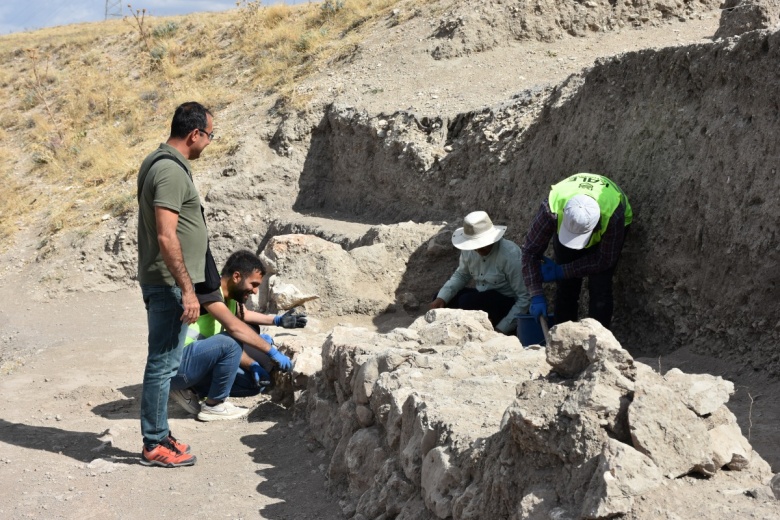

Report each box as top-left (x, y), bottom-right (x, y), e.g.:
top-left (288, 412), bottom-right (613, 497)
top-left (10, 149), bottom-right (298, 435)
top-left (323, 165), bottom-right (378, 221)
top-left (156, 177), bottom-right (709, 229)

top-left (227, 287), bottom-right (252, 303)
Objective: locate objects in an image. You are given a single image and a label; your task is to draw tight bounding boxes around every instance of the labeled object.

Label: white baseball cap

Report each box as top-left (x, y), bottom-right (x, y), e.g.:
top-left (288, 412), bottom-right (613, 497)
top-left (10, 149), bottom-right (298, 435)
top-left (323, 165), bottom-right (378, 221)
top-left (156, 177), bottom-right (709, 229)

top-left (558, 194), bottom-right (600, 250)
top-left (451, 211), bottom-right (506, 250)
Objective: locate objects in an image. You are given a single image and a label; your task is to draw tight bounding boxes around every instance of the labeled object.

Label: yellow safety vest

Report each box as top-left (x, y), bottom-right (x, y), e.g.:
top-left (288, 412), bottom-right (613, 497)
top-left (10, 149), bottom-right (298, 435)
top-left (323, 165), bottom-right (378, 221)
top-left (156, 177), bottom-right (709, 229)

top-left (548, 173), bottom-right (633, 249)
top-left (185, 287), bottom-right (237, 346)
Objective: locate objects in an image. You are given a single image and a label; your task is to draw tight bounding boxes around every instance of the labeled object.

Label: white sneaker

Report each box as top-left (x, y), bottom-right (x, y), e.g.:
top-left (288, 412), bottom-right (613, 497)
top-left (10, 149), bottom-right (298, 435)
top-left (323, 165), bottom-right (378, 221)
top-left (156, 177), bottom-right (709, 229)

top-left (170, 388), bottom-right (201, 415)
top-left (197, 401), bottom-right (249, 422)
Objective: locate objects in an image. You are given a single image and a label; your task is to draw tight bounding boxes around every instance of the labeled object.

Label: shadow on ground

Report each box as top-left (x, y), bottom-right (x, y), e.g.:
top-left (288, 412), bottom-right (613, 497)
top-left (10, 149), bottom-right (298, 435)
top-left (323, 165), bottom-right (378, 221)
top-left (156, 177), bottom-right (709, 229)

top-left (0, 419), bottom-right (137, 463)
top-left (242, 402), bottom-right (344, 520)
top-left (91, 384), bottom-right (193, 420)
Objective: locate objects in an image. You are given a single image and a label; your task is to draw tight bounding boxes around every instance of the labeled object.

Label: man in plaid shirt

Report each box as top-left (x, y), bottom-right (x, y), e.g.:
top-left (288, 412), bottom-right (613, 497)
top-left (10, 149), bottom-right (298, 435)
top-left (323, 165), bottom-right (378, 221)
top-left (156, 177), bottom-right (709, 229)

top-left (521, 174), bottom-right (632, 329)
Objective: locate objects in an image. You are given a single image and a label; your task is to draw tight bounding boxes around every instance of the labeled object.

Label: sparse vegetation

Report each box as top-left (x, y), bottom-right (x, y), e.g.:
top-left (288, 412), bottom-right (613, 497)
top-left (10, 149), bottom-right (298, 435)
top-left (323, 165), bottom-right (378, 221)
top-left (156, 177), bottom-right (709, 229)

top-left (151, 21), bottom-right (179, 39)
top-left (0, 0), bottom-right (403, 249)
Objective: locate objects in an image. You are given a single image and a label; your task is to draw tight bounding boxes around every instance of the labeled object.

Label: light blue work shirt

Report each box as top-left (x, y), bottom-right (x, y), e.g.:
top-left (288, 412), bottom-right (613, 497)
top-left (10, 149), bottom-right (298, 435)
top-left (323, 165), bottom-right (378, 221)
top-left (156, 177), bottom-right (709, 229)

top-left (436, 239), bottom-right (530, 333)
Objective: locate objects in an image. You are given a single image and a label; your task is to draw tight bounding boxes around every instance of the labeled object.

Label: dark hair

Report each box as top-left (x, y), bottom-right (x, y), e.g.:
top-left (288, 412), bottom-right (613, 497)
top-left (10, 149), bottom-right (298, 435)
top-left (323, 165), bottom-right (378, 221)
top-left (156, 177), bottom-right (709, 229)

top-left (221, 250), bottom-right (266, 278)
top-left (169, 101), bottom-right (212, 139)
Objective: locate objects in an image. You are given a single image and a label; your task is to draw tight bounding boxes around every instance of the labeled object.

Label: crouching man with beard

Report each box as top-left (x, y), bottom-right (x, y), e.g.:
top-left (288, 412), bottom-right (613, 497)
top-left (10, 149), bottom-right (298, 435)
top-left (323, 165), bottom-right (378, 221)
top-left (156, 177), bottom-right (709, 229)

top-left (168, 250), bottom-right (304, 421)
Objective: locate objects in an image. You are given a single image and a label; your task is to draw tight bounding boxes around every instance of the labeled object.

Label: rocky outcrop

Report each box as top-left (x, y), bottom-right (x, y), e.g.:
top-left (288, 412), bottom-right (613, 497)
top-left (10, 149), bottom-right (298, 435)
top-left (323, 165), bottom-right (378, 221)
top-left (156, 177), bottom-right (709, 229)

top-left (429, 0), bottom-right (723, 58)
top-left (715, 0), bottom-right (780, 39)
top-left (303, 315), bottom-right (774, 519)
top-left (254, 225), bottom-right (455, 317)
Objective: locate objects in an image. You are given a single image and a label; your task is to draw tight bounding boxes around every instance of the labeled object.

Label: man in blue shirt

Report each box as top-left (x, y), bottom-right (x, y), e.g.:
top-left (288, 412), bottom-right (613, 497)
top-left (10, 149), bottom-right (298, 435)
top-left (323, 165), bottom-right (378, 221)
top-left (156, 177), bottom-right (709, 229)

top-left (430, 211), bottom-right (530, 334)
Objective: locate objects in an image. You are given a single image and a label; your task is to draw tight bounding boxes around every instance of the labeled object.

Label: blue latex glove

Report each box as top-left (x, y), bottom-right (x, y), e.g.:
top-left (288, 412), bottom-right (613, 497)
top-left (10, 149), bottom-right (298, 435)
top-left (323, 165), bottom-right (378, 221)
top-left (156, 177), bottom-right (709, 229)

top-left (268, 346), bottom-right (292, 372)
top-left (260, 333), bottom-right (274, 346)
top-left (248, 361), bottom-right (271, 389)
top-left (541, 257), bottom-right (564, 283)
top-left (529, 295), bottom-right (548, 322)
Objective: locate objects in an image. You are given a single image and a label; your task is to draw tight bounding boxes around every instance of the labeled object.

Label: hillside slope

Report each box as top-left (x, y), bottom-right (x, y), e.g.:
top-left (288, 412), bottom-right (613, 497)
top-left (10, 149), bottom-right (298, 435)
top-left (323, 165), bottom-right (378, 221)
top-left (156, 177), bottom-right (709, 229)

top-left (4, 0), bottom-right (777, 363)
top-left (2, 1), bottom-right (780, 519)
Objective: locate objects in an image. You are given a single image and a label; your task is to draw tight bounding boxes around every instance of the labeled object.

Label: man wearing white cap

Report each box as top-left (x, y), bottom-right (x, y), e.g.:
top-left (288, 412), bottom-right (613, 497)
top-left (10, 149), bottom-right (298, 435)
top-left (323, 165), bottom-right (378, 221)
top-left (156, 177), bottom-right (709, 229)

top-left (521, 173), bottom-right (632, 328)
top-left (430, 211), bottom-right (530, 334)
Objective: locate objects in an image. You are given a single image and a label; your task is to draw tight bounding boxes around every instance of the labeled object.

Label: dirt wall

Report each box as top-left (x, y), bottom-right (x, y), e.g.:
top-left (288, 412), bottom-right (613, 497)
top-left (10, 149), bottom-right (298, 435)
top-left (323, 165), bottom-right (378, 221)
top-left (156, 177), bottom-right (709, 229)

top-left (429, 0), bottom-right (723, 58)
top-left (293, 28), bottom-right (780, 373)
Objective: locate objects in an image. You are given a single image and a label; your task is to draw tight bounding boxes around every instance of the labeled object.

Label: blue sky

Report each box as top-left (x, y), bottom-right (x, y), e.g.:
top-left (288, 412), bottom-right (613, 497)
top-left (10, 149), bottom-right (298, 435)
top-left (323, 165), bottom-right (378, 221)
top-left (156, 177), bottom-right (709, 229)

top-left (0, 0), bottom-right (311, 35)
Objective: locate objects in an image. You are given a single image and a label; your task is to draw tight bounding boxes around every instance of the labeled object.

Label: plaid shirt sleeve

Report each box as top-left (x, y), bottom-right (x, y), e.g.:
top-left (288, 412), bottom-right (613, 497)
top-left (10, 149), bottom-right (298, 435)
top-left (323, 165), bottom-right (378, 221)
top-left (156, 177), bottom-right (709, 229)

top-left (521, 201), bottom-right (557, 297)
top-left (562, 203), bottom-right (626, 278)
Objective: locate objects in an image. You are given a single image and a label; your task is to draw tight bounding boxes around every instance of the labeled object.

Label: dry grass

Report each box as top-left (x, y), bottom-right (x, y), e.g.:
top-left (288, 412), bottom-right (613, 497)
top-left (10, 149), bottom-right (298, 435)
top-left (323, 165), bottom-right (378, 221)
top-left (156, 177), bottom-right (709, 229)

top-left (0, 0), bottom-right (404, 250)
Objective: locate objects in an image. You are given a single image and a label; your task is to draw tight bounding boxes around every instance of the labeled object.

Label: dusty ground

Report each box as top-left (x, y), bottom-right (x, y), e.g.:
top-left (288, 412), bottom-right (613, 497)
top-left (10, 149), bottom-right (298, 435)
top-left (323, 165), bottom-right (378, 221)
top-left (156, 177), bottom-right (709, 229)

top-left (1, 5), bottom-right (778, 519)
top-left (303, 9), bottom-right (721, 116)
top-left (0, 277), bottom-right (343, 519)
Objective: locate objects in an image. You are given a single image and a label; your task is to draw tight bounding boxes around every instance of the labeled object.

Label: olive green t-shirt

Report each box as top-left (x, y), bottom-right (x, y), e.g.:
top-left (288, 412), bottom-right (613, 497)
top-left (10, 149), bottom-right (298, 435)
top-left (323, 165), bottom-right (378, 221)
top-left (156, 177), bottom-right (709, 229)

top-left (136, 144), bottom-right (208, 286)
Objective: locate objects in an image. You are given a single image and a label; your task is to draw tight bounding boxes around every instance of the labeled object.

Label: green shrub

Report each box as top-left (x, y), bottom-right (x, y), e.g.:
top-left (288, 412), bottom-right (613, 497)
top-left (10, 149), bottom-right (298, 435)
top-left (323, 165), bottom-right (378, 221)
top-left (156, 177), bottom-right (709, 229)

top-left (296, 31), bottom-right (314, 52)
top-left (321, 0), bottom-right (345, 18)
top-left (152, 21), bottom-right (179, 39)
top-left (150, 46), bottom-right (167, 61)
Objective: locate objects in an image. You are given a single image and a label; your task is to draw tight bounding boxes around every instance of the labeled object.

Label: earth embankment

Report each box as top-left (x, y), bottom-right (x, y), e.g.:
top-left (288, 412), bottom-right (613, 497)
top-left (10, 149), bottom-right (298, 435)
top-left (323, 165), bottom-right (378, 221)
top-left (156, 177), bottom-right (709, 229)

top-left (291, 28), bottom-right (780, 370)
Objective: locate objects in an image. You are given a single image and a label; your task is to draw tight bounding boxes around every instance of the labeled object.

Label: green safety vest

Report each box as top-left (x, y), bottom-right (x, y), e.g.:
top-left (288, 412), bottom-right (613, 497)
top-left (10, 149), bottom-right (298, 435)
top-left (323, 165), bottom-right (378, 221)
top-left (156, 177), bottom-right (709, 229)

top-left (185, 287), bottom-right (237, 346)
top-left (548, 173), bottom-right (633, 249)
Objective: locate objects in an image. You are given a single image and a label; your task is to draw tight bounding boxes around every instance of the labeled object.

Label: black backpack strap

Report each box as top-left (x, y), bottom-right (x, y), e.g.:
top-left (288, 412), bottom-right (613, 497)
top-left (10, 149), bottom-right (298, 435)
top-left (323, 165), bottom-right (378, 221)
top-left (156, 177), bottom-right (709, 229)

top-left (137, 153), bottom-right (192, 202)
top-left (137, 152), bottom-right (218, 293)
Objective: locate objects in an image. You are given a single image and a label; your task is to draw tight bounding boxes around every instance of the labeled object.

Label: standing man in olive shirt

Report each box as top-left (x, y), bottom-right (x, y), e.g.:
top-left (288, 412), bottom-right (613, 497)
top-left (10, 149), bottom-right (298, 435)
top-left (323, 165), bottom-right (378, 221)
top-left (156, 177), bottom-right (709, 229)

top-left (136, 101), bottom-right (214, 467)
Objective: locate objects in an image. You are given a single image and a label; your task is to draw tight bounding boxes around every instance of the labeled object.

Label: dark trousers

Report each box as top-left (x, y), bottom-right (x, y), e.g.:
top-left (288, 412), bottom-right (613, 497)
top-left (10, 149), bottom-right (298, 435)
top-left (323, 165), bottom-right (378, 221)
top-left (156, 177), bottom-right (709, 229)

top-left (449, 288), bottom-right (515, 329)
top-left (552, 232), bottom-right (626, 329)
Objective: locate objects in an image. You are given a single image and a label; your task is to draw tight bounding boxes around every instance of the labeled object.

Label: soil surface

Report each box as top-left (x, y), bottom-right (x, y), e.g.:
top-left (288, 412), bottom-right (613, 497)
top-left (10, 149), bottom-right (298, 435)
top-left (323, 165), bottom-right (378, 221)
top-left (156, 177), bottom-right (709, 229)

top-left (2, 5), bottom-right (779, 519)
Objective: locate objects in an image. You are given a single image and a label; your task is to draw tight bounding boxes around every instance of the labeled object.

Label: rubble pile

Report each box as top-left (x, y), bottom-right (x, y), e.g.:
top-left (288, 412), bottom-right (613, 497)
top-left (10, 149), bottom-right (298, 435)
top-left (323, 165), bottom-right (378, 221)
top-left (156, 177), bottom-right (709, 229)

top-left (302, 312), bottom-right (774, 519)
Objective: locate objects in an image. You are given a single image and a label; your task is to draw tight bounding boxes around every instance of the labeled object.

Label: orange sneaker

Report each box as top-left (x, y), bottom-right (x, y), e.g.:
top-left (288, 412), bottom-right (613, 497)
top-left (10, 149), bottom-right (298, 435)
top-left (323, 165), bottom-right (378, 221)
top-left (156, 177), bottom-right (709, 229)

top-left (167, 433), bottom-right (190, 454)
top-left (140, 439), bottom-right (196, 468)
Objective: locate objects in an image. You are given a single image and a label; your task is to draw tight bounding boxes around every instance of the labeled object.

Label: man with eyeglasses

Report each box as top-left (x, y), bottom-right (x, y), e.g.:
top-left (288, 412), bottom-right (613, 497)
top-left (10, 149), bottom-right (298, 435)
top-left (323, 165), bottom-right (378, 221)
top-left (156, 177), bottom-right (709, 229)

top-left (136, 101), bottom-right (215, 468)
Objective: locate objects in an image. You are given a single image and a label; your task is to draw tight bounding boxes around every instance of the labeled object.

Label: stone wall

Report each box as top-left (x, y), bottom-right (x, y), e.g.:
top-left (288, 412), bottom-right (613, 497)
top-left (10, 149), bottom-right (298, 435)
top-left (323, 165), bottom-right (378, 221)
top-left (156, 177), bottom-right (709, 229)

top-left (301, 311), bottom-right (775, 519)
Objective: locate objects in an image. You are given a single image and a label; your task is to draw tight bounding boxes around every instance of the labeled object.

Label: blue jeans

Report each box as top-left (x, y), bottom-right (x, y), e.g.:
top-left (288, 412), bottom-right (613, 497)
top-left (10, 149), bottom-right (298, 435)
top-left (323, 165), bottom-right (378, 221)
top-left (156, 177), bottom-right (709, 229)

top-left (171, 333), bottom-right (243, 401)
top-left (140, 285), bottom-right (188, 448)
top-left (230, 366), bottom-right (264, 397)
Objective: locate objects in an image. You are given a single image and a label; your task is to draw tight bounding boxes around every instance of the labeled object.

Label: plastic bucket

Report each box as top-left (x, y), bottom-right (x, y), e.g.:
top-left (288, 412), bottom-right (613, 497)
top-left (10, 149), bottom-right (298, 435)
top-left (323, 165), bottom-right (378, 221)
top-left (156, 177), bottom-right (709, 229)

top-left (516, 314), bottom-right (553, 347)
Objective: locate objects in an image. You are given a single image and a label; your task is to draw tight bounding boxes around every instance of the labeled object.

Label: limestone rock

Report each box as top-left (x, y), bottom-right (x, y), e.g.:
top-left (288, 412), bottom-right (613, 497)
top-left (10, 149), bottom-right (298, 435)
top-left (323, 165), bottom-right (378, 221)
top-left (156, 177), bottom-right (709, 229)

top-left (353, 357), bottom-right (380, 405)
top-left (421, 447), bottom-right (462, 519)
top-left (628, 380), bottom-right (715, 477)
top-left (275, 335), bottom-right (322, 390)
top-left (770, 473), bottom-right (780, 500)
top-left (546, 319), bottom-right (635, 379)
top-left (355, 404), bottom-right (374, 427)
top-left (545, 321), bottom-right (590, 378)
top-left (268, 278), bottom-right (319, 310)
top-left (703, 405), bottom-right (740, 430)
top-left (580, 439), bottom-right (663, 518)
top-left (410, 308), bottom-right (495, 346)
top-left (715, 0), bottom-right (780, 39)
top-left (709, 424), bottom-right (752, 470)
top-left (517, 487), bottom-right (559, 519)
top-left (508, 380), bottom-right (578, 459)
top-left (259, 234), bottom-right (399, 316)
top-left (345, 427), bottom-right (386, 498)
top-left (663, 368), bottom-right (734, 416)
top-left (560, 362), bottom-right (635, 442)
